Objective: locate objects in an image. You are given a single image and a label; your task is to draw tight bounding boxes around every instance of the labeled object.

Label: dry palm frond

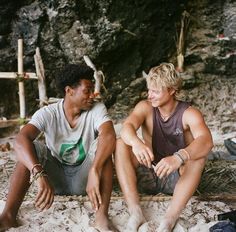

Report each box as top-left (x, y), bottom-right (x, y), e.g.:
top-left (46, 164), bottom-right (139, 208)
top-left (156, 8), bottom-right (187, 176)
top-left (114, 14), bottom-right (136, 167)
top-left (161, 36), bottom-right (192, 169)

top-left (198, 160), bottom-right (236, 194)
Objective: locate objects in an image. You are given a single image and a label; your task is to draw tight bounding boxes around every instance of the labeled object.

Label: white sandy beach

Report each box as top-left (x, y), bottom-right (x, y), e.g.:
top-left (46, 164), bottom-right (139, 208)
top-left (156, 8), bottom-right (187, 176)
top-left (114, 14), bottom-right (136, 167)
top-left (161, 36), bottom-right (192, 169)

top-left (0, 136), bottom-right (235, 232)
top-left (0, 197), bottom-right (232, 232)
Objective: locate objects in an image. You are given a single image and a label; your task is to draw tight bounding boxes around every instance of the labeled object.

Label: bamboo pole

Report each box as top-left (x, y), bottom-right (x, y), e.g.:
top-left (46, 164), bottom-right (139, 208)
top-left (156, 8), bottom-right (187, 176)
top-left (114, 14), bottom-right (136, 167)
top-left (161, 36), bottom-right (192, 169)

top-left (176, 11), bottom-right (190, 72)
top-left (17, 39), bottom-right (26, 120)
top-left (0, 72), bottom-right (37, 79)
top-left (83, 55), bottom-right (106, 98)
top-left (0, 118), bottom-right (30, 128)
top-left (34, 47), bottom-right (48, 107)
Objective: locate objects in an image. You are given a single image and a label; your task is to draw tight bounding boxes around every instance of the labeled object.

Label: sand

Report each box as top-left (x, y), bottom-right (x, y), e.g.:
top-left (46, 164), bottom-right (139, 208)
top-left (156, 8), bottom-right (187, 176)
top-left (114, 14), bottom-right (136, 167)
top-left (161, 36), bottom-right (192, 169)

top-left (0, 142), bottom-right (234, 232)
top-left (0, 197), bottom-right (232, 232)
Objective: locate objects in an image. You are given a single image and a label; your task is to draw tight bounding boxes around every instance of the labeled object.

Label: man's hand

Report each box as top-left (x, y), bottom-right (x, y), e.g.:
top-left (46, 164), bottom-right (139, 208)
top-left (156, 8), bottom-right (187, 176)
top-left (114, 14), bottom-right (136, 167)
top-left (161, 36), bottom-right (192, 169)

top-left (35, 176), bottom-right (54, 211)
top-left (153, 155), bottom-right (182, 179)
top-left (131, 140), bottom-right (154, 168)
top-left (86, 167), bottom-right (101, 211)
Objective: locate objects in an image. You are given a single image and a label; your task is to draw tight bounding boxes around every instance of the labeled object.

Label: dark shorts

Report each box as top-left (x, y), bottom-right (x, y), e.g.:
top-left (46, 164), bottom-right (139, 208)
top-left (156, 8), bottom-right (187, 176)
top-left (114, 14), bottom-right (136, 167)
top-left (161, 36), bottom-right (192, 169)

top-left (33, 140), bottom-right (96, 196)
top-left (136, 165), bottom-right (180, 195)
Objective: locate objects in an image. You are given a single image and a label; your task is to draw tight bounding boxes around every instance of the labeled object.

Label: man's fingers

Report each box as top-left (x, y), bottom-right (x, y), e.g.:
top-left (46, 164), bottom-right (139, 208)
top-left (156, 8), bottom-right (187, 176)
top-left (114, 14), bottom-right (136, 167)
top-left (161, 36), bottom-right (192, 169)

top-left (41, 191), bottom-right (53, 210)
top-left (35, 188), bottom-right (45, 206)
top-left (35, 190), bottom-right (48, 209)
top-left (89, 190), bottom-right (99, 211)
top-left (138, 149), bottom-right (154, 168)
top-left (48, 193), bottom-right (54, 208)
top-left (159, 166), bottom-right (169, 179)
top-left (95, 188), bottom-right (102, 205)
top-left (146, 147), bottom-right (155, 161)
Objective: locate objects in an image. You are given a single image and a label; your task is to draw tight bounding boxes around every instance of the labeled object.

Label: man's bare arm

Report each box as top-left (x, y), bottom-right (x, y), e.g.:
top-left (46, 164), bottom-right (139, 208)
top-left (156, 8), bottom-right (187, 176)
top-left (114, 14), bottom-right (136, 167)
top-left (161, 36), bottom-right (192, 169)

top-left (14, 124), bottom-right (42, 171)
top-left (86, 121), bottom-right (116, 211)
top-left (183, 107), bottom-right (213, 160)
top-left (92, 121), bottom-right (116, 169)
top-left (120, 101), bottom-right (154, 167)
top-left (14, 123), bottom-right (54, 210)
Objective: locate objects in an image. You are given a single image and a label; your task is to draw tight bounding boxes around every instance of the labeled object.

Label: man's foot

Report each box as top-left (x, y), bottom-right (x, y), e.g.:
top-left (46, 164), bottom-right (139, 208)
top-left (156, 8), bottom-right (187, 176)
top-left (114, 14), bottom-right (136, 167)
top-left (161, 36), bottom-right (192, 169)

top-left (156, 216), bottom-right (177, 232)
top-left (125, 206), bottom-right (146, 232)
top-left (0, 215), bottom-right (18, 232)
top-left (91, 213), bottom-right (114, 232)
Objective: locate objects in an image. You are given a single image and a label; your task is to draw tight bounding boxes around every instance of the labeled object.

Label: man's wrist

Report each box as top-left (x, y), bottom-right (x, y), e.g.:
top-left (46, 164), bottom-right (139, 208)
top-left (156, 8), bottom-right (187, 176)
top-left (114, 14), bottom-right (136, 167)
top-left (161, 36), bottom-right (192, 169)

top-left (129, 137), bottom-right (141, 146)
top-left (178, 149), bottom-right (191, 161)
top-left (173, 152), bottom-right (185, 165)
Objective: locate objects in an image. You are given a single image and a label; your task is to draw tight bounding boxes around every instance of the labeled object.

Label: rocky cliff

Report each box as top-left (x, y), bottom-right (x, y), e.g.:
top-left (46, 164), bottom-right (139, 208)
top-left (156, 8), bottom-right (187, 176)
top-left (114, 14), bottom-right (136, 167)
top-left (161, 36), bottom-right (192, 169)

top-left (0, 0), bottom-right (235, 129)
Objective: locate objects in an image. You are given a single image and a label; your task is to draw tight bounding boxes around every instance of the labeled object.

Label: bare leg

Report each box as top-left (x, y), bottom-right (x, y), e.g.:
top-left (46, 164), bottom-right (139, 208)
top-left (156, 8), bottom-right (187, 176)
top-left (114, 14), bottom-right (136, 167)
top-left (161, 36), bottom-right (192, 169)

top-left (157, 158), bottom-right (206, 232)
top-left (0, 162), bottom-right (30, 231)
top-left (115, 139), bottom-right (146, 232)
top-left (93, 157), bottom-right (114, 232)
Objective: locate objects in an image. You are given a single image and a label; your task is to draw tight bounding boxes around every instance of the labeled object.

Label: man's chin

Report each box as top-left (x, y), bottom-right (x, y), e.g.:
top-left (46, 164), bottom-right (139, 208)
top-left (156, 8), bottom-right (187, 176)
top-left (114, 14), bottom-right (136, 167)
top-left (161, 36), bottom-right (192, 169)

top-left (84, 103), bottom-right (94, 110)
top-left (151, 102), bottom-right (159, 108)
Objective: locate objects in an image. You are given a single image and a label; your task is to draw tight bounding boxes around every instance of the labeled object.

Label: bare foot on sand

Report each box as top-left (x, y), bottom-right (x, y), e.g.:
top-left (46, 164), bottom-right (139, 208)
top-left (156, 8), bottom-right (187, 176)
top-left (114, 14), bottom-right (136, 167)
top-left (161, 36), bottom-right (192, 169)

top-left (0, 215), bottom-right (18, 232)
top-left (125, 206), bottom-right (146, 232)
top-left (90, 213), bottom-right (116, 232)
top-left (156, 216), bottom-right (177, 232)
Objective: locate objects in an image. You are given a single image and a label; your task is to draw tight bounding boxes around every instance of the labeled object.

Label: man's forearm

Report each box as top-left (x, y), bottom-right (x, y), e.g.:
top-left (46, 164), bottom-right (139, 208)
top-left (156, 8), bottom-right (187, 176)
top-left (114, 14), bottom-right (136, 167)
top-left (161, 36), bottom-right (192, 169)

top-left (91, 133), bottom-right (115, 170)
top-left (120, 124), bottom-right (141, 146)
top-left (184, 136), bottom-right (213, 161)
top-left (14, 135), bottom-right (40, 172)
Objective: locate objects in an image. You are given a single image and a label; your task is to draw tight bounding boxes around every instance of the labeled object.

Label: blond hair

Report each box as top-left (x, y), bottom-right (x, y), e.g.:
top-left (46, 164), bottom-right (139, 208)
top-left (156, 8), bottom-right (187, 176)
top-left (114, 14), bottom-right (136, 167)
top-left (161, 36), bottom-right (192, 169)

top-left (146, 63), bottom-right (184, 100)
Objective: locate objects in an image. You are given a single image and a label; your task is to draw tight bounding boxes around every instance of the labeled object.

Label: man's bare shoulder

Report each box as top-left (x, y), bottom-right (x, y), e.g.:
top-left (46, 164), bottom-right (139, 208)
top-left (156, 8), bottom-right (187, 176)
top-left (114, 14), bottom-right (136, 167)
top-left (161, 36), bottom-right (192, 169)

top-left (134, 100), bottom-right (152, 112)
top-left (184, 106), bottom-right (203, 117)
top-left (123, 100), bottom-right (152, 128)
top-left (183, 106), bottom-right (205, 126)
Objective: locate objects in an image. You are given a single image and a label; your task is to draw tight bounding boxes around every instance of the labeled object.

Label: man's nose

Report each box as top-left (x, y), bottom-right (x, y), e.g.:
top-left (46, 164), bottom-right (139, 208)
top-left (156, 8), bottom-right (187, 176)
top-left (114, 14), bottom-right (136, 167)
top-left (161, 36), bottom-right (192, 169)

top-left (89, 92), bottom-right (95, 98)
top-left (148, 91), bottom-right (153, 98)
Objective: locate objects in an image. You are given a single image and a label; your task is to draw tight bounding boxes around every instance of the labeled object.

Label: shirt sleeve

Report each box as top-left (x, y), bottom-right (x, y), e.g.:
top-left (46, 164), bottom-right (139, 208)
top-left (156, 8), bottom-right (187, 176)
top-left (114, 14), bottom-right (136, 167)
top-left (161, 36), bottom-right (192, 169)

top-left (92, 102), bottom-right (111, 131)
top-left (28, 107), bottom-right (49, 132)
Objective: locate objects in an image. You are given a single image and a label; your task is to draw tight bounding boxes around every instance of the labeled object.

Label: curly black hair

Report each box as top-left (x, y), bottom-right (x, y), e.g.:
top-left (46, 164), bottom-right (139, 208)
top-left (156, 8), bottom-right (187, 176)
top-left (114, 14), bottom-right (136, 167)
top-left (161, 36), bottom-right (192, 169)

top-left (55, 63), bottom-right (94, 96)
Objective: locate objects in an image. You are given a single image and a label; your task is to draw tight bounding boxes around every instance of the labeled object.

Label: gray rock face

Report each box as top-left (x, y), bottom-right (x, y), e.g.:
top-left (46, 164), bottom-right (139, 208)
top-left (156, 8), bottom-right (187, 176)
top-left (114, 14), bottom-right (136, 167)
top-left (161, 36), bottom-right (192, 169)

top-left (0, 0), bottom-right (235, 122)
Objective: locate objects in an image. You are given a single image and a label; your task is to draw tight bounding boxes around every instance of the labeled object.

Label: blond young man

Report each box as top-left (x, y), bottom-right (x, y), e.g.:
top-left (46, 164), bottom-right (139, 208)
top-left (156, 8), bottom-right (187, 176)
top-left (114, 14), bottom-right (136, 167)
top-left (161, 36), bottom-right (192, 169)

top-left (115, 63), bottom-right (213, 232)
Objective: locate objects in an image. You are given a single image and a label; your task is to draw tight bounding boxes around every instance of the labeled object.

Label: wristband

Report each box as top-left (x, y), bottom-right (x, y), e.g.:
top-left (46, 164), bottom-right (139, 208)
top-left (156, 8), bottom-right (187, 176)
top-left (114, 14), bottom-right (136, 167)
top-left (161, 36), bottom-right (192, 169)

top-left (31, 163), bottom-right (43, 175)
top-left (30, 169), bottom-right (47, 185)
top-left (179, 149), bottom-right (191, 161)
top-left (174, 152), bottom-right (185, 165)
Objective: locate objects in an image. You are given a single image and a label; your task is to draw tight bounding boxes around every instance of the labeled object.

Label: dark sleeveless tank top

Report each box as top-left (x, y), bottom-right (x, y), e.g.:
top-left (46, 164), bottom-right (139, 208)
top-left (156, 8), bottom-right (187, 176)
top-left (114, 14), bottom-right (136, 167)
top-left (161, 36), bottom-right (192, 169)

top-left (152, 101), bottom-right (191, 163)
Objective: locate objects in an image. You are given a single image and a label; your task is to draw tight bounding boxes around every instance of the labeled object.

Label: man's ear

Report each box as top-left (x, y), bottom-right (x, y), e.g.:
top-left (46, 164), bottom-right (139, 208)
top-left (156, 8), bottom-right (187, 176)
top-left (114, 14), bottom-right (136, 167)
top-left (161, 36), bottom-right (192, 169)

top-left (65, 86), bottom-right (73, 96)
top-left (169, 88), bottom-right (176, 96)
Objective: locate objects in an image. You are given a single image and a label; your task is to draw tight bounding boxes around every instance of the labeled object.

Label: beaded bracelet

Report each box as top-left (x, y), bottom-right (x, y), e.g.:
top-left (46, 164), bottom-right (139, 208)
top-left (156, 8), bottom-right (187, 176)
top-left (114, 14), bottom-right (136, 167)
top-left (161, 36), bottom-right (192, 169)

top-left (30, 169), bottom-right (47, 185)
top-left (31, 163), bottom-right (43, 175)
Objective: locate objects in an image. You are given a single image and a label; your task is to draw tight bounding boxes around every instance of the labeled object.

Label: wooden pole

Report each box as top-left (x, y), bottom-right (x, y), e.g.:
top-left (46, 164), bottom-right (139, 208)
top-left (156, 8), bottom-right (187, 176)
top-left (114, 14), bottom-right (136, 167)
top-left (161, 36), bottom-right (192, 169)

top-left (17, 39), bottom-right (26, 119)
top-left (34, 47), bottom-right (48, 107)
top-left (0, 72), bottom-right (37, 79)
top-left (83, 55), bottom-right (106, 98)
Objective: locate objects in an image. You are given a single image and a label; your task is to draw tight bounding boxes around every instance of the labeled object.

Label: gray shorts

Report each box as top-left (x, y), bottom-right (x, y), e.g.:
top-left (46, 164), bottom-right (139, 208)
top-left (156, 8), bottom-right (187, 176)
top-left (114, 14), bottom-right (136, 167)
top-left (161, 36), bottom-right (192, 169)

top-left (33, 140), bottom-right (97, 196)
top-left (136, 165), bottom-right (180, 195)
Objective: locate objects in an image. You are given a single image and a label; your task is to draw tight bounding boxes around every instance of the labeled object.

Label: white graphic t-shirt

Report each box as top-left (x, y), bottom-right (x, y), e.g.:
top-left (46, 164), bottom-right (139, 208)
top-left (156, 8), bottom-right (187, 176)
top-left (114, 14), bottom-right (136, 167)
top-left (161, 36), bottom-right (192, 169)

top-left (29, 100), bottom-right (111, 165)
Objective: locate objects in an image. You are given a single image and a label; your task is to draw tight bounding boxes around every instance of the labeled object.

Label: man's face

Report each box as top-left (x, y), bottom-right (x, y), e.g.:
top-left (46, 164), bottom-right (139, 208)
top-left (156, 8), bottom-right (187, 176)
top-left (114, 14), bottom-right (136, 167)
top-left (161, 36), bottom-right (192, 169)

top-left (147, 85), bottom-right (173, 107)
top-left (70, 79), bottom-right (95, 110)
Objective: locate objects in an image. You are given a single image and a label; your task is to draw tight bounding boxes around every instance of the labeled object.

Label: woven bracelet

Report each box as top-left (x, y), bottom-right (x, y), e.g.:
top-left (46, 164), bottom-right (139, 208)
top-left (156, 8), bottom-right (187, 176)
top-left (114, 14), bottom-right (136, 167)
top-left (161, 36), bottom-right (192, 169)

top-left (31, 163), bottom-right (43, 175)
top-left (30, 170), bottom-right (47, 185)
top-left (179, 149), bottom-right (191, 160)
top-left (174, 152), bottom-right (185, 165)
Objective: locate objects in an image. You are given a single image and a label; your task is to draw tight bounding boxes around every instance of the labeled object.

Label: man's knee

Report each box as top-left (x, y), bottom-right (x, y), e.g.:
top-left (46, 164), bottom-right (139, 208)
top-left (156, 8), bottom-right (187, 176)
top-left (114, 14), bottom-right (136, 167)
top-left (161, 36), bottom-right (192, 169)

top-left (180, 157), bottom-right (206, 175)
top-left (115, 138), bottom-right (133, 159)
top-left (115, 138), bottom-right (126, 149)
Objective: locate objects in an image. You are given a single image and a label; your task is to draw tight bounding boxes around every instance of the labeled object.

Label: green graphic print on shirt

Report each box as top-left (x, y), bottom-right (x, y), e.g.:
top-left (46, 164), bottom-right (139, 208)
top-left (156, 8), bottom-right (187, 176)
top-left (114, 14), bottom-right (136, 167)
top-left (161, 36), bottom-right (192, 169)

top-left (59, 138), bottom-right (86, 164)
